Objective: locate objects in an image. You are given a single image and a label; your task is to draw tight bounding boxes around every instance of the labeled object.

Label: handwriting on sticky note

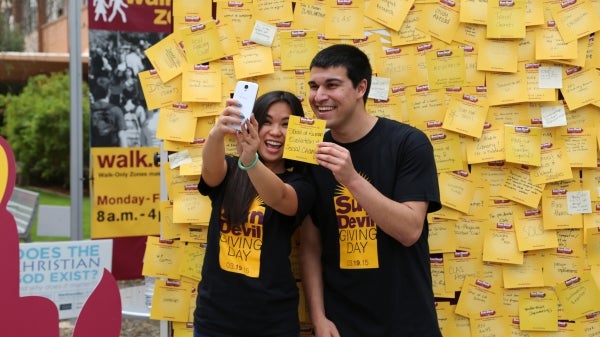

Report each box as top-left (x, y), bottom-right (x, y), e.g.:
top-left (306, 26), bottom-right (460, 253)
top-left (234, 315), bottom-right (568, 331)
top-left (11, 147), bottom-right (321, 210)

top-left (283, 116), bottom-right (326, 164)
top-left (567, 190), bottom-right (592, 214)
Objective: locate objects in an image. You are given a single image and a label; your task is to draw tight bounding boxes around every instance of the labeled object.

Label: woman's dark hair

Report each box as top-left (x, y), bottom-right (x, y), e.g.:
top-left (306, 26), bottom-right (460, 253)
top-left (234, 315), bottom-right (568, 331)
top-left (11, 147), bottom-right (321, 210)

top-left (309, 44), bottom-right (372, 104)
top-left (221, 90), bottom-right (306, 226)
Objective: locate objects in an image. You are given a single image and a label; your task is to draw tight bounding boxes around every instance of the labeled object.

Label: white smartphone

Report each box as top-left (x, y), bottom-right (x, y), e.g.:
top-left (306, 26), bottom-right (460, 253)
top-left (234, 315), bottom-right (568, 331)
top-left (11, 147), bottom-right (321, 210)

top-left (230, 80), bottom-right (259, 130)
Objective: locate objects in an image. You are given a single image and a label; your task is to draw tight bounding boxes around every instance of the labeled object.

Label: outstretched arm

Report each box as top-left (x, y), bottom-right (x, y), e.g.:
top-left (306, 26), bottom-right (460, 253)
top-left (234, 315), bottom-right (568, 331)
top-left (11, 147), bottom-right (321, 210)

top-left (201, 99), bottom-right (241, 187)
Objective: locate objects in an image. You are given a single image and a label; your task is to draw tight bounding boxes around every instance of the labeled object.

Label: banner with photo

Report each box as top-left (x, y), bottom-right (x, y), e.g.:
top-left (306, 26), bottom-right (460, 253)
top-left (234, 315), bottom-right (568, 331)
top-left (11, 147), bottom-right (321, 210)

top-left (88, 0), bottom-right (172, 279)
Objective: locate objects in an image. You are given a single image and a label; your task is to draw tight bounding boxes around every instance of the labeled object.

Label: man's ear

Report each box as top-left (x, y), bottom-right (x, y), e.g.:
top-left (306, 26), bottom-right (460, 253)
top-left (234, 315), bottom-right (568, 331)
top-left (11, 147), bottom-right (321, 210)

top-left (356, 78), bottom-right (368, 99)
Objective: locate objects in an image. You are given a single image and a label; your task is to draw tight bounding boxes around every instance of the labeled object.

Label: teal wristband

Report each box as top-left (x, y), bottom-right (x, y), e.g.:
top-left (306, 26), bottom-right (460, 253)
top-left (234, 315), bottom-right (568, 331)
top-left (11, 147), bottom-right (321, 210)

top-left (238, 153), bottom-right (259, 170)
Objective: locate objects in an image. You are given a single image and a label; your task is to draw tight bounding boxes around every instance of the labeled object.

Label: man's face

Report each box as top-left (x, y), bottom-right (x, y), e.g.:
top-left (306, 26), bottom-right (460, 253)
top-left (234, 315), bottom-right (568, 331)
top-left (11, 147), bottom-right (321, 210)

top-left (308, 66), bottom-right (362, 130)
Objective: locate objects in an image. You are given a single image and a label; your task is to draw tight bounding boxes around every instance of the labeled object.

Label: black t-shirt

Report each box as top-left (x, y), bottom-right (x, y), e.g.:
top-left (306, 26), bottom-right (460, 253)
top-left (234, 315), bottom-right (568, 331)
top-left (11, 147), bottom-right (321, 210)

top-left (194, 156), bottom-right (315, 337)
top-left (309, 118), bottom-right (442, 337)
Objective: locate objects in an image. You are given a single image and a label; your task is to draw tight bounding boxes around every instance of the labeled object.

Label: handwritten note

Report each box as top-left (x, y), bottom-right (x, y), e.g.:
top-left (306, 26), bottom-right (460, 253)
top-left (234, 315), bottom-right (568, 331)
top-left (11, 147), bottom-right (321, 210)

top-left (368, 76), bottom-right (391, 101)
top-left (539, 66), bottom-right (563, 89)
top-left (168, 150), bottom-right (192, 169)
top-left (249, 20), bottom-right (277, 46)
top-left (541, 103), bottom-right (567, 127)
top-left (567, 190), bottom-right (592, 214)
top-left (283, 116), bottom-right (326, 164)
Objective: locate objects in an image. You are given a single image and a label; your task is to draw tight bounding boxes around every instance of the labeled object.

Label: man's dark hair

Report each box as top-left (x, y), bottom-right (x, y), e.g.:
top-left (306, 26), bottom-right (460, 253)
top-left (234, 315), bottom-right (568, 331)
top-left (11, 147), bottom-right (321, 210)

top-left (310, 44), bottom-right (373, 104)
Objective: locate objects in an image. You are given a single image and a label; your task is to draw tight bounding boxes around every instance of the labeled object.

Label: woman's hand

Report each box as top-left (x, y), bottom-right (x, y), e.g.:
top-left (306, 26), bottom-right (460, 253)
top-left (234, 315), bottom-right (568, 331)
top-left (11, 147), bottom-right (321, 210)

top-left (236, 114), bottom-right (260, 166)
top-left (209, 99), bottom-right (246, 139)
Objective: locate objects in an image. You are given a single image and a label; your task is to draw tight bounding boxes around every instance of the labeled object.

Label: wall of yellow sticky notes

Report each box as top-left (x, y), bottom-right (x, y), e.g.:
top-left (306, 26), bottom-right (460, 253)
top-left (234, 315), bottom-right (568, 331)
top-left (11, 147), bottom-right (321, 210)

top-left (139, 0), bottom-right (600, 336)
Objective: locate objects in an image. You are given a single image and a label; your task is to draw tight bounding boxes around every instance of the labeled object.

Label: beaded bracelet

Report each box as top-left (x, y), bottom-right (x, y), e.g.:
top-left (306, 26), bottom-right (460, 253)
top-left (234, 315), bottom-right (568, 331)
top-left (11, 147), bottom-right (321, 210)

top-left (238, 153), bottom-right (259, 170)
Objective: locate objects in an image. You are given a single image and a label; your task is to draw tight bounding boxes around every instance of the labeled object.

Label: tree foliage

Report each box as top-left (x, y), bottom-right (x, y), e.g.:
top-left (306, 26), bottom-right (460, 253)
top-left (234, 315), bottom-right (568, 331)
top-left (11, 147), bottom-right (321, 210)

top-left (0, 10), bottom-right (24, 52)
top-left (1, 71), bottom-right (90, 188)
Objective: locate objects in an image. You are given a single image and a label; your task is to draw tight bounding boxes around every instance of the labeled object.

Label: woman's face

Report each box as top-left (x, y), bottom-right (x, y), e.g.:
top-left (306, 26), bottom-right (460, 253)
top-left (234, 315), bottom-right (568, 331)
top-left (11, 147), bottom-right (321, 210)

top-left (257, 101), bottom-right (291, 173)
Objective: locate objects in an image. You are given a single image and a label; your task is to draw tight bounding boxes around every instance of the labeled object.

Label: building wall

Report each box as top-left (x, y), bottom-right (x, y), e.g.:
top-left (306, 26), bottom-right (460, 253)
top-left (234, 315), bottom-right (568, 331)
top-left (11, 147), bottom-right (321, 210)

top-left (39, 6), bottom-right (89, 54)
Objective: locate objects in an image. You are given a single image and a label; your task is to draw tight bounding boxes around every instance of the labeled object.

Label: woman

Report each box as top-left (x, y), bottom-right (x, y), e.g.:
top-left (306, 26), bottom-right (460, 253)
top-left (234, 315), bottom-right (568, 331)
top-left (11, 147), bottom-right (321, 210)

top-left (194, 90), bottom-right (315, 337)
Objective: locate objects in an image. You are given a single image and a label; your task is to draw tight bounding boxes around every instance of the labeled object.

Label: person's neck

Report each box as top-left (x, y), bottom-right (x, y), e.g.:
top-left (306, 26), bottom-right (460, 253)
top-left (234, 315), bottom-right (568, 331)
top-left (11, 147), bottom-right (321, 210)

top-left (330, 112), bottom-right (377, 144)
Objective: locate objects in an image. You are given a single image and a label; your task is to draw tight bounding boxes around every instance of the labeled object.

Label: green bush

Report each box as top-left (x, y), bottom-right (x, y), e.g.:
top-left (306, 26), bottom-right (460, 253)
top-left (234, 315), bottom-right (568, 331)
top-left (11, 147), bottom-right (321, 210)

top-left (1, 71), bottom-right (90, 188)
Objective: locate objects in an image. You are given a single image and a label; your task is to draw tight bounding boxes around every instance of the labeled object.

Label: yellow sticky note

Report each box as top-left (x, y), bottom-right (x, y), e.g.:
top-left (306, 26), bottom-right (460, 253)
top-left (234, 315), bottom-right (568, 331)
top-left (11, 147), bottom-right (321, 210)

top-left (138, 70), bottom-right (182, 110)
top-left (454, 218), bottom-right (486, 253)
top-left (179, 242), bottom-right (206, 281)
top-left (477, 38), bottom-right (519, 73)
top-left (513, 205), bottom-right (558, 251)
top-left (180, 21), bottom-right (225, 65)
top-left (389, 5), bottom-right (431, 46)
top-left (468, 307), bottom-right (511, 337)
top-left (549, 0), bottom-right (600, 43)
top-left (443, 250), bottom-right (483, 292)
top-left (291, 2), bottom-right (327, 31)
top-left (181, 62), bottom-right (222, 103)
top-left (534, 23), bottom-right (578, 61)
top-left (429, 217), bottom-right (457, 253)
top-left (406, 85), bottom-right (447, 131)
top-left (438, 170), bottom-right (476, 214)
top-left (482, 221), bottom-right (524, 265)
top-left (499, 165), bottom-right (544, 208)
top-left (363, 0), bottom-right (413, 31)
top-left (155, 103), bottom-right (198, 143)
top-left (252, 0), bottom-right (294, 24)
top-left (216, 1), bottom-right (255, 41)
top-left (486, 0), bottom-right (526, 39)
top-left (460, 0), bottom-right (488, 24)
top-left (555, 272), bottom-right (600, 319)
top-left (518, 289), bottom-right (559, 331)
top-left (575, 311), bottom-right (600, 337)
top-left (504, 125), bottom-right (542, 166)
top-left (465, 128), bottom-right (506, 164)
top-left (160, 200), bottom-right (189, 240)
top-left (141, 236), bottom-right (185, 279)
top-left (470, 162), bottom-right (513, 199)
top-left (256, 63), bottom-right (297, 95)
top-left (523, 62), bottom-right (558, 102)
top-left (502, 252), bottom-right (545, 288)
top-left (443, 91), bottom-right (489, 138)
top-left (530, 128), bottom-right (573, 185)
top-left (283, 116), bottom-right (326, 165)
top-left (324, 0), bottom-right (365, 39)
top-left (424, 128), bottom-right (465, 173)
top-left (367, 93), bottom-right (408, 123)
top-left (180, 224), bottom-right (210, 243)
top-left (232, 41), bottom-right (275, 79)
top-left (542, 229), bottom-right (586, 286)
top-left (212, 17), bottom-right (239, 59)
top-left (172, 182), bottom-right (209, 223)
top-left (455, 276), bottom-right (503, 318)
top-left (149, 279), bottom-right (193, 322)
top-left (542, 177), bottom-right (584, 230)
top-left (143, 31), bottom-right (187, 83)
top-left (416, 1), bottom-right (461, 44)
top-left (559, 111), bottom-right (597, 168)
top-left (561, 66), bottom-right (600, 110)
top-left (486, 70), bottom-right (528, 106)
top-left (179, 147), bottom-right (203, 176)
top-left (278, 30), bottom-right (319, 71)
top-left (425, 46), bottom-right (466, 89)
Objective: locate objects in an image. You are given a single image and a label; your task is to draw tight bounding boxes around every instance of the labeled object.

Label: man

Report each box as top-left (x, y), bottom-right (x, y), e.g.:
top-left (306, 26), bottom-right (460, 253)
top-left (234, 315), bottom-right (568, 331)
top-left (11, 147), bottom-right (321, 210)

top-left (300, 44), bottom-right (442, 337)
top-left (90, 77), bottom-right (128, 147)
